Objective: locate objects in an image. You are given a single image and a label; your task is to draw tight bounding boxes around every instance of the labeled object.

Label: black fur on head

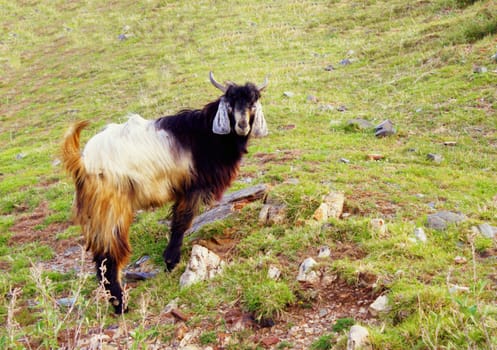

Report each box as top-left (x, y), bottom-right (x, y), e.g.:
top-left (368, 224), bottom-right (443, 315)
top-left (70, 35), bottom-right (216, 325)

top-left (223, 83), bottom-right (261, 136)
top-left (210, 72), bottom-right (268, 137)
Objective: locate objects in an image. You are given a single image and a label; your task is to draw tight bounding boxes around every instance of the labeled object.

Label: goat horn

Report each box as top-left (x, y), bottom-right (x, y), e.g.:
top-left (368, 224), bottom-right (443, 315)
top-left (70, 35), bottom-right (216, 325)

top-left (257, 76), bottom-right (269, 91)
top-left (209, 71), bottom-right (227, 93)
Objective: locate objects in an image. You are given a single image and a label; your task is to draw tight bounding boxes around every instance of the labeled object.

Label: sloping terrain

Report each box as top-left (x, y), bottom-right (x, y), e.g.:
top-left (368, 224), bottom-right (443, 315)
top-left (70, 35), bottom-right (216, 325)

top-left (1, 0), bottom-right (497, 349)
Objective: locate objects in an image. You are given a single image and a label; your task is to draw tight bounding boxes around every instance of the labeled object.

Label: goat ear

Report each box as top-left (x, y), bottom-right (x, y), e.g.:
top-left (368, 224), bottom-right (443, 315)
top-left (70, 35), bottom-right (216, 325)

top-left (251, 101), bottom-right (268, 137)
top-left (212, 97), bottom-right (231, 135)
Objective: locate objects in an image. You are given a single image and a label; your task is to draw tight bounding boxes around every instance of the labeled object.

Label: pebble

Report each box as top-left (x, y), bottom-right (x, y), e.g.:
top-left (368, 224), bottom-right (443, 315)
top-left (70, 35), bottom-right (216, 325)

top-left (366, 154), bottom-right (384, 161)
top-left (324, 64), bottom-right (335, 71)
top-left (283, 91), bottom-right (295, 98)
top-left (413, 227), bottom-right (427, 243)
top-left (297, 257), bottom-right (319, 283)
top-left (339, 58), bottom-right (352, 65)
top-left (347, 325), bottom-right (371, 350)
top-left (426, 211), bottom-right (466, 231)
top-left (370, 218), bottom-right (387, 236)
top-left (312, 191), bottom-right (345, 222)
top-left (259, 204), bottom-right (287, 225)
top-left (473, 65), bottom-right (488, 73)
top-left (477, 223), bottom-right (496, 239)
top-left (268, 265), bottom-right (281, 280)
top-left (347, 118), bottom-right (373, 130)
top-left (374, 119), bottom-right (396, 138)
top-left (339, 157), bottom-right (350, 164)
top-left (369, 295), bottom-right (390, 316)
top-left (179, 245), bottom-right (224, 288)
top-left (427, 153), bottom-right (443, 163)
top-left (317, 246), bottom-right (331, 258)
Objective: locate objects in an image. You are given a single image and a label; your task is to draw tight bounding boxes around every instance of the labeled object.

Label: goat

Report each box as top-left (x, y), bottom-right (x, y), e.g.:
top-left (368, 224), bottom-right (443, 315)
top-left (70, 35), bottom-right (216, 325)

top-left (62, 72), bottom-right (268, 313)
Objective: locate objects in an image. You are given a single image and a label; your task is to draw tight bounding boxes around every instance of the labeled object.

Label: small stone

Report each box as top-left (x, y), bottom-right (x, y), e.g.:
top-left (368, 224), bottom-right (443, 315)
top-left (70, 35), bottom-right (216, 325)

top-left (174, 323), bottom-right (188, 340)
top-left (454, 256), bottom-right (467, 264)
top-left (52, 159), bottom-right (61, 167)
top-left (319, 308), bottom-right (328, 317)
top-left (162, 298), bottom-right (179, 315)
top-left (443, 141), bottom-right (457, 146)
top-left (15, 153), bottom-right (26, 160)
top-left (477, 223), bottom-right (496, 239)
top-left (324, 64), bottom-right (335, 71)
top-left (370, 218), bottom-right (387, 236)
top-left (366, 154), bottom-right (384, 161)
top-left (259, 204), bottom-right (287, 225)
top-left (118, 34), bottom-right (129, 41)
top-left (347, 118), bottom-right (373, 130)
top-left (56, 297), bottom-right (76, 308)
top-left (491, 52), bottom-right (497, 61)
top-left (261, 336), bottom-right (280, 347)
top-left (473, 65), bottom-right (488, 73)
top-left (413, 227), bottom-right (427, 243)
top-left (337, 105), bottom-right (347, 112)
top-left (307, 95), bottom-right (318, 103)
top-left (179, 245), bottom-right (224, 288)
top-left (449, 284), bottom-right (470, 294)
top-left (369, 295), bottom-right (390, 316)
top-left (317, 246), bottom-right (331, 258)
top-left (339, 157), bottom-right (350, 164)
top-left (347, 325), bottom-right (371, 350)
top-left (427, 153), bottom-right (443, 163)
top-left (297, 257), bottom-right (319, 283)
top-left (319, 104), bottom-right (334, 111)
top-left (339, 58), bottom-right (352, 65)
top-left (313, 191), bottom-right (345, 222)
top-left (426, 211), bottom-right (466, 231)
top-left (374, 119), bottom-right (396, 138)
top-left (283, 91), bottom-right (295, 98)
top-left (268, 265), bottom-right (281, 280)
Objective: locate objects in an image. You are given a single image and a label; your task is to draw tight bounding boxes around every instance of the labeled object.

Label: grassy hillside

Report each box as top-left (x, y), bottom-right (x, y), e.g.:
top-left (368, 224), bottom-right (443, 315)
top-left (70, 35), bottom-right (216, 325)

top-left (1, 0), bottom-right (497, 348)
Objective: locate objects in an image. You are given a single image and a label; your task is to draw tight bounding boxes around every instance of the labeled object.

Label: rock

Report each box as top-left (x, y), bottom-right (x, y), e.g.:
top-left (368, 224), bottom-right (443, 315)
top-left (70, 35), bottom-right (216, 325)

top-left (337, 105), bottom-right (347, 112)
top-left (426, 211), bottom-right (466, 230)
top-left (454, 256), bottom-right (467, 264)
top-left (473, 65), bottom-right (488, 73)
top-left (324, 64), bottom-right (335, 71)
top-left (268, 265), bottom-right (281, 280)
top-left (449, 284), bottom-right (470, 294)
top-left (427, 153), bottom-right (443, 163)
top-left (444, 141), bottom-right (457, 146)
top-left (259, 204), bottom-right (287, 225)
top-left (347, 325), bottom-right (371, 350)
top-left (124, 271), bottom-right (158, 281)
top-left (162, 298), bottom-right (179, 315)
top-left (179, 245), bottom-right (225, 288)
top-left (297, 257), bottom-right (319, 283)
top-left (339, 58), bottom-right (352, 65)
top-left (52, 159), bottom-right (61, 167)
top-left (56, 297), bottom-right (76, 308)
top-left (370, 218), bottom-right (387, 236)
top-left (317, 246), bottom-right (331, 258)
top-left (477, 223), bottom-right (496, 239)
top-left (15, 153), bottom-right (26, 160)
top-left (366, 154), bottom-right (384, 161)
top-left (261, 336), bottom-right (280, 347)
top-left (313, 191), bottom-right (345, 222)
top-left (374, 119), bottom-right (396, 138)
top-left (413, 227), bottom-right (427, 243)
top-left (339, 157), bottom-right (350, 164)
top-left (369, 295), bottom-right (390, 316)
top-left (347, 118), bottom-right (373, 130)
top-left (307, 95), bottom-right (318, 103)
top-left (283, 91), bottom-right (295, 98)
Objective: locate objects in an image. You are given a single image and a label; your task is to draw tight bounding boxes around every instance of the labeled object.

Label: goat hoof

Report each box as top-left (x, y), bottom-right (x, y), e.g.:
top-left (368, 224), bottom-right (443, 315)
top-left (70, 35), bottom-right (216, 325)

top-left (165, 260), bottom-right (178, 272)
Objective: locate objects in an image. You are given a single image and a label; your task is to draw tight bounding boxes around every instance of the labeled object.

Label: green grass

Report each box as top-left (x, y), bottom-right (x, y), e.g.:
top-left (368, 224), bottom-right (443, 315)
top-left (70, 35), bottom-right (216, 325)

top-left (1, 0), bottom-right (497, 348)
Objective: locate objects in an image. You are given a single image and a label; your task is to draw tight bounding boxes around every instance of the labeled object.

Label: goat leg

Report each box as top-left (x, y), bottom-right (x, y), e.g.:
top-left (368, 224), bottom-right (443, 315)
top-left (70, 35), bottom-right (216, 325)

top-left (94, 254), bottom-right (128, 314)
top-left (163, 196), bottom-right (198, 271)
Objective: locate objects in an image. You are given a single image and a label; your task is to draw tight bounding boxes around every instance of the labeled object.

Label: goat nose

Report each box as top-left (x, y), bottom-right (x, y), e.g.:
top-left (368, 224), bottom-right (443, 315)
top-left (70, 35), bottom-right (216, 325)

top-left (239, 120), bottom-right (248, 129)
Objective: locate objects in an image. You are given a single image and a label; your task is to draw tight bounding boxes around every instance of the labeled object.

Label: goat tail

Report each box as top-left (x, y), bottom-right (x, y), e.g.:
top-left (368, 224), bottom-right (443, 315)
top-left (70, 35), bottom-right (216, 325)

top-left (61, 121), bottom-right (90, 180)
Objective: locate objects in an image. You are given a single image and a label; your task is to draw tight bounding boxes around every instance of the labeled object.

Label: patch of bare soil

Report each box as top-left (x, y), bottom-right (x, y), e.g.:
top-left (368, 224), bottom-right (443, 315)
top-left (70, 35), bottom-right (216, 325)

top-left (8, 201), bottom-right (93, 274)
top-left (344, 188), bottom-right (401, 219)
